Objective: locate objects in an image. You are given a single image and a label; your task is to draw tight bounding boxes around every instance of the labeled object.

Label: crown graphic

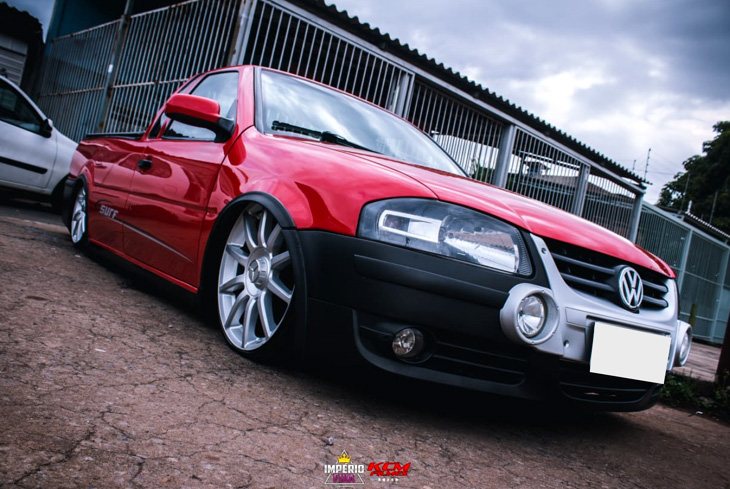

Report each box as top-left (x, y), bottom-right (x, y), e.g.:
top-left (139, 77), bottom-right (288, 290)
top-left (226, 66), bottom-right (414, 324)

top-left (337, 450), bottom-right (351, 464)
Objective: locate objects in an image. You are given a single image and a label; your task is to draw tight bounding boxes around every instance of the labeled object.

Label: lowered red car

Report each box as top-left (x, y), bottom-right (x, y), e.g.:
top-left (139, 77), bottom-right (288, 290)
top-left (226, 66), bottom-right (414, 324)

top-left (63, 66), bottom-right (691, 410)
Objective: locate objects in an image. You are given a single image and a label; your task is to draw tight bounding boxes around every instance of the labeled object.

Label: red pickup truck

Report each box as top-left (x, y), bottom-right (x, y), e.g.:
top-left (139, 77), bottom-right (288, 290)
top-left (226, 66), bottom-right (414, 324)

top-left (63, 65), bottom-right (691, 411)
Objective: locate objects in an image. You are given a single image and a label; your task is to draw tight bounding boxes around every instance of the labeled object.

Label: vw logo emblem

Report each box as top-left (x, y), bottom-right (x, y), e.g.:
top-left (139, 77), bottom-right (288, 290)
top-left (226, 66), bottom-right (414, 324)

top-left (618, 266), bottom-right (643, 310)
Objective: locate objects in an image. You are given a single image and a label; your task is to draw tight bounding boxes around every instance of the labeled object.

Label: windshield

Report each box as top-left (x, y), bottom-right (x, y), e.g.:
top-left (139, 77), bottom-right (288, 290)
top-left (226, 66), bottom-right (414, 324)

top-left (257, 69), bottom-right (465, 176)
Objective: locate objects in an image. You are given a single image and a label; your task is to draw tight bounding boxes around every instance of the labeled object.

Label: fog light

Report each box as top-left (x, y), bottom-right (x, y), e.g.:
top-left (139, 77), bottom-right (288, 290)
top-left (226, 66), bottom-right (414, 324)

top-left (392, 328), bottom-right (425, 358)
top-left (677, 330), bottom-right (692, 366)
top-left (501, 284), bottom-right (558, 346)
top-left (517, 295), bottom-right (546, 338)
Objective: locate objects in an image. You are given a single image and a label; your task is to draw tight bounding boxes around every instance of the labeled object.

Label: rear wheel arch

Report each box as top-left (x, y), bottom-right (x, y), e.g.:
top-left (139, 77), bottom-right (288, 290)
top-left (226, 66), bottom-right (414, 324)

top-left (63, 175), bottom-right (87, 229)
top-left (67, 176), bottom-right (90, 249)
top-left (50, 174), bottom-right (69, 214)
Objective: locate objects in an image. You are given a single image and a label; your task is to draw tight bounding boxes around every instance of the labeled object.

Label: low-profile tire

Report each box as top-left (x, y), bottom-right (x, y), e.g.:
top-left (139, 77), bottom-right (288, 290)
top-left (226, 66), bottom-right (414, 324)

top-left (216, 202), bottom-right (297, 360)
top-left (50, 175), bottom-right (68, 214)
top-left (69, 182), bottom-right (89, 249)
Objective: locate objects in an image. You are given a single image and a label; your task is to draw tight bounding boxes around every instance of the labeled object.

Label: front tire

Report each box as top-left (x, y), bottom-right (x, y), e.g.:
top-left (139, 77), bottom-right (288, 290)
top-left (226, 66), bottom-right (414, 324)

top-left (217, 203), bottom-right (296, 359)
top-left (69, 183), bottom-right (89, 248)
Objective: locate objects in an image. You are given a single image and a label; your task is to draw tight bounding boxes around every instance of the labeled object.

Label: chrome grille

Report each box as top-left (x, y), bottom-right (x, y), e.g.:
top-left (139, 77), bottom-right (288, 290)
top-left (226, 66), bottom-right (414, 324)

top-left (545, 238), bottom-right (669, 310)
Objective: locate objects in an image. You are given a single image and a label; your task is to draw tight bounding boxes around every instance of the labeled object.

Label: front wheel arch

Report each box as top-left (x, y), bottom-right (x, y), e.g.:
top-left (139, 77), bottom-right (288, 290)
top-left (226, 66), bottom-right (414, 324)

top-left (199, 192), bottom-right (308, 360)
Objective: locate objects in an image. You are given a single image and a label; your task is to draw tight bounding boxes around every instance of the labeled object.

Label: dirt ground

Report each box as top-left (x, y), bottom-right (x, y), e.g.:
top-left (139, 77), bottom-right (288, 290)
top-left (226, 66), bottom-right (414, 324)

top-left (1, 205), bottom-right (729, 489)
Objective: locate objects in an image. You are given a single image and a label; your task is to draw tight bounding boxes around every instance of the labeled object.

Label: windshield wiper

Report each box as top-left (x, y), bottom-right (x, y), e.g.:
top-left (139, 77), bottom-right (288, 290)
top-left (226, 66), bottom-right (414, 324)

top-left (271, 120), bottom-right (378, 153)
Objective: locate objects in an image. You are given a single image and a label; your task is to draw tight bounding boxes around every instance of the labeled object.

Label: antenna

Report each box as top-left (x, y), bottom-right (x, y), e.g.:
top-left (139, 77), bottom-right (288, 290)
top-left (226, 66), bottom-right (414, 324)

top-left (644, 148), bottom-right (651, 180)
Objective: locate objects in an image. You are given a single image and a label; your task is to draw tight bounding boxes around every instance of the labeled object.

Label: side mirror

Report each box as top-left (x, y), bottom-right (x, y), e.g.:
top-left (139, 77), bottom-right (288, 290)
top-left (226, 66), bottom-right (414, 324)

top-left (164, 93), bottom-right (235, 141)
top-left (40, 118), bottom-right (53, 138)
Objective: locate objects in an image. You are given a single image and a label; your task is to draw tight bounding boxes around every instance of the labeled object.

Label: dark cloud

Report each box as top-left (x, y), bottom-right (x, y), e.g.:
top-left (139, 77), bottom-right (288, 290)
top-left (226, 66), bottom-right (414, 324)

top-left (332, 0), bottom-right (730, 99)
top-left (329, 0), bottom-right (730, 201)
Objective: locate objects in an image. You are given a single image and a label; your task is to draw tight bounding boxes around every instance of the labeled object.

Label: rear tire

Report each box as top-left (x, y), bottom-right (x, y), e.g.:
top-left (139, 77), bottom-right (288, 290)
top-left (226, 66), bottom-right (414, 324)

top-left (69, 183), bottom-right (89, 249)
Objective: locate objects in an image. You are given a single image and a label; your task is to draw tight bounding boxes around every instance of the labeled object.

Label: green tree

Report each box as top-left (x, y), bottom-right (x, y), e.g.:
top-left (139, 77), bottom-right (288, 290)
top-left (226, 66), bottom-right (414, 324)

top-left (657, 121), bottom-right (730, 233)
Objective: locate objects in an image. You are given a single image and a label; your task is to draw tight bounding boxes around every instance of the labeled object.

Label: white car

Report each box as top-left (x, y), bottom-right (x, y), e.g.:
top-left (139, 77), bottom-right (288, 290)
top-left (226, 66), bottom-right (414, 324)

top-left (0, 74), bottom-right (76, 210)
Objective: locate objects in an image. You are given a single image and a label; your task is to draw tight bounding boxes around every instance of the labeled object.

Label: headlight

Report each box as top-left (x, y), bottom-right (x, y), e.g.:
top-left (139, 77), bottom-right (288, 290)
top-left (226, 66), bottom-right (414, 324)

top-left (358, 198), bottom-right (532, 275)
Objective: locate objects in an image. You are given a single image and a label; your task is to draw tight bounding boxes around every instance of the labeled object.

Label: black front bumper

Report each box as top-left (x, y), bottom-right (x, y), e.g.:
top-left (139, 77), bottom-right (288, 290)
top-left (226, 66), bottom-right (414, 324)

top-left (296, 230), bottom-right (661, 411)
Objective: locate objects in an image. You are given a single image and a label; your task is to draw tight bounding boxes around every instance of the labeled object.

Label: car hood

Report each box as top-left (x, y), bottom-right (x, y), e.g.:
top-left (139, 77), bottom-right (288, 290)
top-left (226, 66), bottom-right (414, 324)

top-left (347, 150), bottom-right (674, 278)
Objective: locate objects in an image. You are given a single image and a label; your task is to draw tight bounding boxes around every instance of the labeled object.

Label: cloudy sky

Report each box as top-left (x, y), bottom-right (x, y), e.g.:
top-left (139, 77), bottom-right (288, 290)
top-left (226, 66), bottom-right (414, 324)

top-left (6, 0), bottom-right (729, 203)
top-left (328, 0), bottom-right (730, 202)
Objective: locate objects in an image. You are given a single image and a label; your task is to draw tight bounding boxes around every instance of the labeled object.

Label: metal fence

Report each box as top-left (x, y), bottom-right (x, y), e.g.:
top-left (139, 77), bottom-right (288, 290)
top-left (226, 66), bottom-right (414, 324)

top-left (407, 79), bottom-right (504, 178)
top-left (637, 203), bottom-right (730, 343)
top-left (240, 0), bottom-right (413, 113)
top-left (507, 128), bottom-right (582, 213)
top-left (37, 0), bottom-right (644, 240)
top-left (35, 0), bottom-right (729, 342)
top-left (37, 20), bottom-right (118, 141)
top-left (582, 171), bottom-right (637, 238)
top-left (37, 0), bottom-right (241, 141)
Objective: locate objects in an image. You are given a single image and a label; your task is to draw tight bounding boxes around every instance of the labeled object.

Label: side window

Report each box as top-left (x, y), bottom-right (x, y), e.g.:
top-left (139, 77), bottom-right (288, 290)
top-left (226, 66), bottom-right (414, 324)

top-left (0, 80), bottom-right (43, 134)
top-left (163, 71), bottom-right (239, 141)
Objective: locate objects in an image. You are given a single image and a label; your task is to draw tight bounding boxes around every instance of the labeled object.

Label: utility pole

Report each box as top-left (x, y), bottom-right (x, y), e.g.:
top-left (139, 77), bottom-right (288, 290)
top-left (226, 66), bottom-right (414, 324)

top-left (644, 148), bottom-right (651, 180)
top-left (709, 191), bottom-right (718, 224)
top-left (680, 172), bottom-right (690, 212)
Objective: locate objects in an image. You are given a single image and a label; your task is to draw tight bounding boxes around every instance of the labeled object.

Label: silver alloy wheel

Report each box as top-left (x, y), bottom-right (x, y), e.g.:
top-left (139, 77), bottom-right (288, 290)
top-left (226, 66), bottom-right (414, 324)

top-left (218, 204), bottom-right (294, 351)
top-left (70, 186), bottom-right (87, 244)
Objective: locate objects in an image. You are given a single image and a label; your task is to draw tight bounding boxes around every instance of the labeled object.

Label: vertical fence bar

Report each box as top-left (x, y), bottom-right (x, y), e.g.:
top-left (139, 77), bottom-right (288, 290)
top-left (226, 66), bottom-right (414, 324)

top-left (96, 0), bottom-right (134, 132)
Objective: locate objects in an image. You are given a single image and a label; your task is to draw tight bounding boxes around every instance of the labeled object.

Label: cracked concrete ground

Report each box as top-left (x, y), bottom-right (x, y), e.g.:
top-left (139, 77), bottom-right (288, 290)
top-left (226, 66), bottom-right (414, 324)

top-left (0, 206), bottom-right (729, 489)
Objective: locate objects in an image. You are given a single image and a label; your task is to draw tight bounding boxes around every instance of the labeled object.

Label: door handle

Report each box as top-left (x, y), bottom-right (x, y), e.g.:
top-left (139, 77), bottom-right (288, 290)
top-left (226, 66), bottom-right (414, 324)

top-left (137, 159), bottom-right (152, 170)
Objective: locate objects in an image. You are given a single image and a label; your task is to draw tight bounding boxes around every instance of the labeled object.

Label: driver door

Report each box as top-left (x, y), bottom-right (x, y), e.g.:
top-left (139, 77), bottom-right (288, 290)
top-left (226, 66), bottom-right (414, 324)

top-left (122, 71), bottom-right (240, 287)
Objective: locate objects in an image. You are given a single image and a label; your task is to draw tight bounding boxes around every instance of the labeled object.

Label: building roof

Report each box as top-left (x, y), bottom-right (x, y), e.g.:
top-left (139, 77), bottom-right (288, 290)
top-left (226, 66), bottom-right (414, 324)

top-left (0, 2), bottom-right (43, 45)
top-left (681, 212), bottom-right (730, 243)
top-left (292, 0), bottom-right (646, 188)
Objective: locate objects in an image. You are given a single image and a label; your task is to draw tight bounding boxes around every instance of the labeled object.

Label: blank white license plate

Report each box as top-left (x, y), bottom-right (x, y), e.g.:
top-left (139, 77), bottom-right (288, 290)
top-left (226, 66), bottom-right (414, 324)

top-left (590, 322), bottom-right (671, 384)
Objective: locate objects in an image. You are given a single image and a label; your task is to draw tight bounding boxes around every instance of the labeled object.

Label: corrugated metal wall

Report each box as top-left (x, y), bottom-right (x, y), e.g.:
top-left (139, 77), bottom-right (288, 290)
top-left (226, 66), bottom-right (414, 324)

top-left (0, 33), bottom-right (28, 85)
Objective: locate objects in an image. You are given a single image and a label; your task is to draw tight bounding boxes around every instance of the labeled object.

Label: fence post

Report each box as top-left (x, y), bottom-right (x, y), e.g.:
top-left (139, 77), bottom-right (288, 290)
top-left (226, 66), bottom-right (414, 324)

top-left (227, 0), bottom-right (258, 66)
top-left (492, 124), bottom-right (516, 188)
top-left (676, 228), bottom-right (693, 292)
top-left (717, 306), bottom-right (730, 384)
top-left (95, 0), bottom-right (134, 132)
top-left (709, 248), bottom-right (729, 343)
top-left (627, 192), bottom-right (643, 242)
top-left (571, 164), bottom-right (590, 217)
